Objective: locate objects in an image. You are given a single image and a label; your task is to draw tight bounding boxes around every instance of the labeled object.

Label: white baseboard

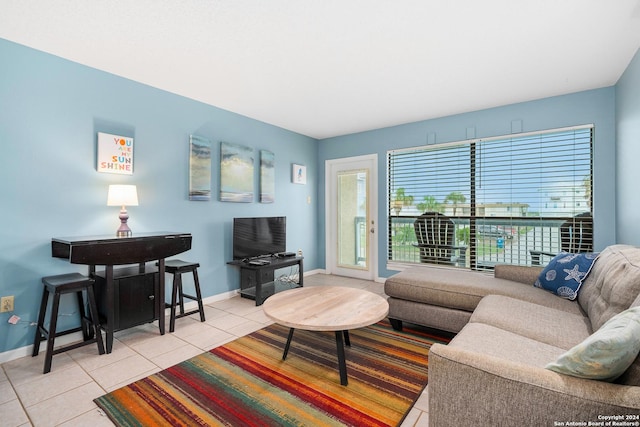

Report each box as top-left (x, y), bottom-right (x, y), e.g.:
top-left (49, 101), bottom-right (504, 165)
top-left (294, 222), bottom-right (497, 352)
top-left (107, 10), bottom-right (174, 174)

top-left (0, 343), bottom-right (36, 365)
top-left (308, 268), bottom-right (384, 283)
top-left (0, 292), bottom-right (241, 365)
top-left (0, 271), bottom-right (330, 365)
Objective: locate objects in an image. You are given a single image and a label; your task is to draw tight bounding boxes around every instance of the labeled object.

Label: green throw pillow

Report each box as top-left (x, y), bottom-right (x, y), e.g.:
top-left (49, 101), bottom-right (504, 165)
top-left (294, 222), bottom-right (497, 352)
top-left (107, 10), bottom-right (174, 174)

top-left (546, 306), bottom-right (640, 382)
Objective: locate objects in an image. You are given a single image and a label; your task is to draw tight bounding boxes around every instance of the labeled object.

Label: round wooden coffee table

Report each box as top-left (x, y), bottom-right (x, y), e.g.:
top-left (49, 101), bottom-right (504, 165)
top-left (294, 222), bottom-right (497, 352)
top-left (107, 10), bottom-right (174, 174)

top-left (262, 286), bottom-right (389, 385)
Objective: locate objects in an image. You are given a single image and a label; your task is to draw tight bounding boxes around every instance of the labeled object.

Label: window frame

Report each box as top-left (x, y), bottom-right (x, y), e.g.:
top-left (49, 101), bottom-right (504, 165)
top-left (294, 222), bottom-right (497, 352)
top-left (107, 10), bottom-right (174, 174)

top-left (387, 124), bottom-right (594, 270)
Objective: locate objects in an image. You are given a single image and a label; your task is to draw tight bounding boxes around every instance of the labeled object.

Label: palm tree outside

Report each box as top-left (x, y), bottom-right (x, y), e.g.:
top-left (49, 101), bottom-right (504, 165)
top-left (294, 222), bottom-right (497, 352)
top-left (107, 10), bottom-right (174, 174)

top-left (416, 195), bottom-right (442, 214)
top-left (392, 188), bottom-right (414, 215)
top-left (444, 191), bottom-right (466, 216)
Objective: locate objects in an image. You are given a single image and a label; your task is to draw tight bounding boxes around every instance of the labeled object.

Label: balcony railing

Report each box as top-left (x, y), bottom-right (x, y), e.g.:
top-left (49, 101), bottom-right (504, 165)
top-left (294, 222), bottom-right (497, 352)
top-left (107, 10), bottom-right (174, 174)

top-left (388, 216), bottom-right (570, 269)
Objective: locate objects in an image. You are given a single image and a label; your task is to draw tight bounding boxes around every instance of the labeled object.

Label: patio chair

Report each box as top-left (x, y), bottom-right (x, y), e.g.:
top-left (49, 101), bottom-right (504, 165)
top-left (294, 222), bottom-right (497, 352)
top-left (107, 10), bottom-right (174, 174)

top-left (530, 212), bottom-right (593, 265)
top-left (413, 212), bottom-right (466, 266)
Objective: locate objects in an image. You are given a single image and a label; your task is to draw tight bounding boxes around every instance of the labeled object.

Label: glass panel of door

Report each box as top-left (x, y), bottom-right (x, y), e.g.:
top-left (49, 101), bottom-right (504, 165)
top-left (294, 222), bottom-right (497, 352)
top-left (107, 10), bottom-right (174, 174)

top-left (337, 169), bottom-right (368, 270)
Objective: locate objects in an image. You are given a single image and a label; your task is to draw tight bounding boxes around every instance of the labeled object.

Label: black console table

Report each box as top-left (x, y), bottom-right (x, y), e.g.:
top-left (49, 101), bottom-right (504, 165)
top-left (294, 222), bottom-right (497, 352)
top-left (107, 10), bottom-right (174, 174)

top-left (227, 256), bottom-right (303, 305)
top-left (51, 232), bottom-right (192, 353)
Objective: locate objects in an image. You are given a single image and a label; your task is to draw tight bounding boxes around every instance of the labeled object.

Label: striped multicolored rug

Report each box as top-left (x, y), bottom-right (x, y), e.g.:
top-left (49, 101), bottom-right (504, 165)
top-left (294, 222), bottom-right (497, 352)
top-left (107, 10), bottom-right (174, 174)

top-left (94, 320), bottom-right (451, 426)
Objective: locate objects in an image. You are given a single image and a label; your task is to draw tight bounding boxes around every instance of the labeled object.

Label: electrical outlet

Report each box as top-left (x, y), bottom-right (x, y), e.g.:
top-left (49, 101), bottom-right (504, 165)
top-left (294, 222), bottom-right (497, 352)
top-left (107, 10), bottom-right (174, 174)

top-left (1, 296), bottom-right (14, 313)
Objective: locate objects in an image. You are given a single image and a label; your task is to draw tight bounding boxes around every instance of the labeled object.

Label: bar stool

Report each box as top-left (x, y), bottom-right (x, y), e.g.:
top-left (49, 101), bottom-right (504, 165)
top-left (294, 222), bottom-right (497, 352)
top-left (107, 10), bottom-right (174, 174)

top-left (33, 273), bottom-right (105, 374)
top-left (163, 259), bottom-right (206, 332)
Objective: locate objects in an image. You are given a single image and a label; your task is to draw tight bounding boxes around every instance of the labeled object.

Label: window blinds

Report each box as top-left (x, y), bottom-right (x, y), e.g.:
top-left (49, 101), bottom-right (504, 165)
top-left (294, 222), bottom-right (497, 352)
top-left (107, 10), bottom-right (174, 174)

top-left (387, 125), bottom-right (593, 269)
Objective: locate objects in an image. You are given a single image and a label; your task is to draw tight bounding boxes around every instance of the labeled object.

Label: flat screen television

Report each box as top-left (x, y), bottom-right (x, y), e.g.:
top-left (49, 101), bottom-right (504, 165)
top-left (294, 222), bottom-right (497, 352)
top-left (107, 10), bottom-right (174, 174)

top-left (233, 216), bottom-right (286, 260)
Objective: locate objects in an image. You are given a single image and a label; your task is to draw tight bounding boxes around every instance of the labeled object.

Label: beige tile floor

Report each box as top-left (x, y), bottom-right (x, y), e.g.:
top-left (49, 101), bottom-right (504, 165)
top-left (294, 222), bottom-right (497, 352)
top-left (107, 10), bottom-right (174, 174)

top-left (0, 274), bottom-right (430, 427)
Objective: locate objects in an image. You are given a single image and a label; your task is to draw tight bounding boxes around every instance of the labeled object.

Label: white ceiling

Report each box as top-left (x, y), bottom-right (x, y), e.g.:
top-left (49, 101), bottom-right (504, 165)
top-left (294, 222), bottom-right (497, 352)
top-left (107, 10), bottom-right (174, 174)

top-left (2, 1), bottom-right (640, 139)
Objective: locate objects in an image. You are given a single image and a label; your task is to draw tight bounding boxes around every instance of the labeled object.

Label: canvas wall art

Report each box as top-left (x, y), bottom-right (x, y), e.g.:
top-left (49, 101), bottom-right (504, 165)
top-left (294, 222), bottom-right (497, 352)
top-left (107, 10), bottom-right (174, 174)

top-left (260, 150), bottom-right (275, 203)
top-left (189, 135), bottom-right (212, 201)
top-left (97, 132), bottom-right (134, 175)
top-left (220, 142), bottom-right (254, 202)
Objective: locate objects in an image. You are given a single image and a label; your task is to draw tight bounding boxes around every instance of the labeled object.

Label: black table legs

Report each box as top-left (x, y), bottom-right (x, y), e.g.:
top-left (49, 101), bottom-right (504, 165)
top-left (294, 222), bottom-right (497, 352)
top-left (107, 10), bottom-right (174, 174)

top-left (282, 328), bottom-right (295, 360)
top-left (334, 331), bottom-right (348, 385)
top-left (281, 328), bottom-right (351, 386)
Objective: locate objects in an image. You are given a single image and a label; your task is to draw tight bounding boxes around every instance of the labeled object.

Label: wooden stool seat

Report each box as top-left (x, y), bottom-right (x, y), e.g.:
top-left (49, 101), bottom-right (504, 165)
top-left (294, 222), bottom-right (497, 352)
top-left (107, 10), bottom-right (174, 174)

top-left (33, 273), bottom-right (105, 373)
top-left (163, 259), bottom-right (205, 332)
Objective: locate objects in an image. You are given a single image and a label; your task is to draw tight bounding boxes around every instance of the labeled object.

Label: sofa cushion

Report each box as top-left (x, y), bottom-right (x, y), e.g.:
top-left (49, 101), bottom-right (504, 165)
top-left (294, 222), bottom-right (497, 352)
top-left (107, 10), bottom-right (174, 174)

top-left (429, 339), bottom-right (640, 426)
top-left (448, 322), bottom-right (566, 367)
top-left (632, 292), bottom-right (640, 309)
top-left (534, 252), bottom-right (599, 300)
top-left (385, 266), bottom-right (583, 314)
top-left (545, 306), bottom-right (640, 382)
top-left (578, 245), bottom-right (640, 331)
top-left (470, 295), bottom-right (592, 349)
top-left (616, 354), bottom-right (640, 386)
top-left (387, 297), bottom-right (471, 333)
top-left (494, 264), bottom-right (543, 285)
top-left (609, 293), bottom-right (640, 385)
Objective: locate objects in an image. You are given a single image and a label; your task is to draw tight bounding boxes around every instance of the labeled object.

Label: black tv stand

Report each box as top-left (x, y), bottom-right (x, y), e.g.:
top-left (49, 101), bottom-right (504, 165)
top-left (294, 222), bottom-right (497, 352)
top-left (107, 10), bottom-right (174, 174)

top-left (227, 255), bottom-right (303, 306)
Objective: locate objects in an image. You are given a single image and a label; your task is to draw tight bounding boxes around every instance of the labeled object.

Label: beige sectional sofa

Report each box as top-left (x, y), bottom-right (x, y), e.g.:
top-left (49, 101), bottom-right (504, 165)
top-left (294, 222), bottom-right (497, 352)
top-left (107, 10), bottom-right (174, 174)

top-left (384, 244), bottom-right (640, 425)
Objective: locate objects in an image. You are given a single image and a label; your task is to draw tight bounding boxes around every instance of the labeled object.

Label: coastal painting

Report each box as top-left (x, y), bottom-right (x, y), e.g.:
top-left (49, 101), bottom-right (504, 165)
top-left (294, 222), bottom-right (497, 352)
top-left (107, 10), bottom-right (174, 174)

top-left (260, 150), bottom-right (275, 203)
top-left (189, 135), bottom-right (212, 201)
top-left (220, 142), bottom-right (254, 202)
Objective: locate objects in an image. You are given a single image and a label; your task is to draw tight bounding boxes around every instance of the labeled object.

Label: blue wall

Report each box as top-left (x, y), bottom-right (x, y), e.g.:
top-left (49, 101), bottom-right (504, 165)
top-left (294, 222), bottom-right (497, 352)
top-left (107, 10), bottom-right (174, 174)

top-left (318, 88), bottom-right (617, 278)
top-left (616, 48), bottom-right (640, 244)
top-left (1, 35), bottom-right (637, 357)
top-left (0, 39), bottom-right (318, 355)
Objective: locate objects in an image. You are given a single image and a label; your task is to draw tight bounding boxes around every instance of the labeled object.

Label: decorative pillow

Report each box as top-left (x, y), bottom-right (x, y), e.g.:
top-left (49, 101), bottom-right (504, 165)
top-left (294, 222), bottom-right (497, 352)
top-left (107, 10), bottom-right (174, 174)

top-left (534, 252), bottom-right (599, 300)
top-left (546, 306), bottom-right (640, 382)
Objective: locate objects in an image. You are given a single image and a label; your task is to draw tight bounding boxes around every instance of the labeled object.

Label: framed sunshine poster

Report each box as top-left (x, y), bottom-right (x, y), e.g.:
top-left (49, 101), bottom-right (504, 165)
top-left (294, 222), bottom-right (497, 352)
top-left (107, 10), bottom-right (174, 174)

top-left (97, 132), bottom-right (134, 175)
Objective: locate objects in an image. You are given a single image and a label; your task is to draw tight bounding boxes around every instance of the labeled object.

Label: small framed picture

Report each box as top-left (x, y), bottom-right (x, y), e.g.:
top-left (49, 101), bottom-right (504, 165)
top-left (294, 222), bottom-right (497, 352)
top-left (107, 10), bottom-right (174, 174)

top-left (292, 164), bottom-right (306, 184)
top-left (97, 132), bottom-right (134, 175)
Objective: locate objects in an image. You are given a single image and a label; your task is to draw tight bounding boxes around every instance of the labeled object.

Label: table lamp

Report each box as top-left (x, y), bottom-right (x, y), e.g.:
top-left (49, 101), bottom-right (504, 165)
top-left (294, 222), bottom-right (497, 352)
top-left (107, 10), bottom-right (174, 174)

top-left (107, 184), bottom-right (139, 237)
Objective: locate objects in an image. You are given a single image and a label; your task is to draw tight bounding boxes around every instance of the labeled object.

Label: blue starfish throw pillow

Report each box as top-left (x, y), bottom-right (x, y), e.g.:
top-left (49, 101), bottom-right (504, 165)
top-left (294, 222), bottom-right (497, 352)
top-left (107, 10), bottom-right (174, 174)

top-left (534, 252), bottom-right (599, 300)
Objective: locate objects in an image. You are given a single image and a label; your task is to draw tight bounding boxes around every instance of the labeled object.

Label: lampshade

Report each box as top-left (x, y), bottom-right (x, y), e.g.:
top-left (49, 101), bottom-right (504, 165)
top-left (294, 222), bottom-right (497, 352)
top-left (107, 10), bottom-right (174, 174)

top-left (107, 185), bottom-right (139, 207)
